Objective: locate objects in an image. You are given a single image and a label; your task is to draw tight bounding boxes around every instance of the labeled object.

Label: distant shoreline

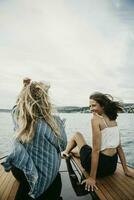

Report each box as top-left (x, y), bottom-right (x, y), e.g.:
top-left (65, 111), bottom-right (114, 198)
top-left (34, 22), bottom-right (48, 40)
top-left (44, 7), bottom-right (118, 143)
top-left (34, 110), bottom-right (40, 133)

top-left (0, 104), bottom-right (134, 113)
top-left (0, 109), bottom-right (11, 113)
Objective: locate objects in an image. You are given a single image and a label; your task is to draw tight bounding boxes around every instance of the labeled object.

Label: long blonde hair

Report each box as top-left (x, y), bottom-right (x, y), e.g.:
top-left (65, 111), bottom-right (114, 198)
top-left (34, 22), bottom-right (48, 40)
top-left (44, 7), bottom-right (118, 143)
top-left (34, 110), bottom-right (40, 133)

top-left (14, 79), bottom-right (60, 143)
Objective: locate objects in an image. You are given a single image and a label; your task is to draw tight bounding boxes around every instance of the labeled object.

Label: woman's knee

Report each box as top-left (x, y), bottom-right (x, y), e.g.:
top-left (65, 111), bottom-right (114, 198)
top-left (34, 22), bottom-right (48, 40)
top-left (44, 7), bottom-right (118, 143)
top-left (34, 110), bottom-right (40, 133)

top-left (73, 131), bottom-right (86, 148)
top-left (74, 131), bottom-right (83, 140)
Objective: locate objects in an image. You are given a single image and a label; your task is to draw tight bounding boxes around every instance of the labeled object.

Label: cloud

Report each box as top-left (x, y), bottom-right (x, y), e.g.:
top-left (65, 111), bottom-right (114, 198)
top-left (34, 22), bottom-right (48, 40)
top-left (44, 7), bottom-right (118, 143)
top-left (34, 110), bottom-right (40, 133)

top-left (0, 0), bottom-right (134, 108)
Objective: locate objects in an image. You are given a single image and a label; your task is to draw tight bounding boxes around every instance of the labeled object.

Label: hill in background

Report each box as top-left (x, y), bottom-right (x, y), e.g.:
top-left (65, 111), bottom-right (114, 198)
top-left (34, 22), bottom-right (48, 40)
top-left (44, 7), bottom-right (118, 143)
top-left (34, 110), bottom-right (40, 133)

top-left (1, 103), bottom-right (134, 113)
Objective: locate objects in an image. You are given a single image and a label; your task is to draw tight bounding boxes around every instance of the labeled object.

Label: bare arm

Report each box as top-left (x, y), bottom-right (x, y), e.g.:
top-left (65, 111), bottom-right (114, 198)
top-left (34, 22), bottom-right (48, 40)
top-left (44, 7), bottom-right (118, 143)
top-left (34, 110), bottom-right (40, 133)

top-left (82, 115), bottom-right (101, 191)
top-left (117, 144), bottom-right (134, 178)
top-left (89, 116), bottom-right (101, 179)
top-left (117, 144), bottom-right (128, 173)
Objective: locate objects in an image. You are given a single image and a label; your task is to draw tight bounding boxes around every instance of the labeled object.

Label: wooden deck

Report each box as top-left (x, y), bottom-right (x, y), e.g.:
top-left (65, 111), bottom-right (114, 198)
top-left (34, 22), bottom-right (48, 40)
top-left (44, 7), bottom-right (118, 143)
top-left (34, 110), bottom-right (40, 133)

top-left (0, 161), bottom-right (92, 200)
top-left (0, 159), bottom-right (134, 200)
top-left (0, 164), bottom-right (19, 200)
top-left (72, 156), bottom-right (134, 200)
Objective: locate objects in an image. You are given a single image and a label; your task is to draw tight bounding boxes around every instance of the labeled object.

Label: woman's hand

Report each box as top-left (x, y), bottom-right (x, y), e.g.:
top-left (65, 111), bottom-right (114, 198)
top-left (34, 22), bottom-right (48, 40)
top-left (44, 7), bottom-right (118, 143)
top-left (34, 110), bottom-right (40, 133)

top-left (81, 177), bottom-right (98, 191)
top-left (125, 170), bottom-right (134, 178)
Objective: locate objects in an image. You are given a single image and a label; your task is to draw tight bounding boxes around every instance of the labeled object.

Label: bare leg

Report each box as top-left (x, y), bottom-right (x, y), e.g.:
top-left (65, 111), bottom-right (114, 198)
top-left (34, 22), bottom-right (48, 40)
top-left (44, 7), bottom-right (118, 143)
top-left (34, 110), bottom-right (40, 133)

top-left (63, 132), bottom-right (87, 157)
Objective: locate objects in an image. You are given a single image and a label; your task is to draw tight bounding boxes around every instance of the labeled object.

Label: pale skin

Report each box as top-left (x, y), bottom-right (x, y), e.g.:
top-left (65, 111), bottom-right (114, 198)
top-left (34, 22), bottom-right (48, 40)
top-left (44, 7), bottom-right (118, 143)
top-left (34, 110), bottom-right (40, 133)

top-left (62, 99), bottom-right (134, 192)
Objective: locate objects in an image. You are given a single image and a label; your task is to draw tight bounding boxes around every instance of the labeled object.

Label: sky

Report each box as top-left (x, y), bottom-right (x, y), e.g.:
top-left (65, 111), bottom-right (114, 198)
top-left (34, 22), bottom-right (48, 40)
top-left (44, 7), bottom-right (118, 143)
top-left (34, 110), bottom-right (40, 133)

top-left (0, 0), bottom-right (134, 108)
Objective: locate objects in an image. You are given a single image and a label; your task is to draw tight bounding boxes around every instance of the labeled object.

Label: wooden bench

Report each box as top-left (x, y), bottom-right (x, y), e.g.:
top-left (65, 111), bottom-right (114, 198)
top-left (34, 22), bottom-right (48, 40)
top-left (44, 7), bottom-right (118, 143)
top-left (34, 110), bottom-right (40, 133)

top-left (0, 164), bottom-right (19, 200)
top-left (71, 156), bottom-right (134, 200)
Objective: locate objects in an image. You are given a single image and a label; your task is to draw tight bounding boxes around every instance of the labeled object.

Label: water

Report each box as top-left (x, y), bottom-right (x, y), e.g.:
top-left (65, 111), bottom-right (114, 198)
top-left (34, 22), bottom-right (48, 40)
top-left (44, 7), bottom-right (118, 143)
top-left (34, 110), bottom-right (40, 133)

top-left (0, 112), bottom-right (134, 167)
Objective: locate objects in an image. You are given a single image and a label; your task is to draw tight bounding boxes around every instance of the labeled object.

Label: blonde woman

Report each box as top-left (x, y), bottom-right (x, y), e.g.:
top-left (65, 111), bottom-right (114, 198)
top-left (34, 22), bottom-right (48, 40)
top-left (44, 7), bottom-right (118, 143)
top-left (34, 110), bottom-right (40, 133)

top-left (2, 78), bottom-right (67, 200)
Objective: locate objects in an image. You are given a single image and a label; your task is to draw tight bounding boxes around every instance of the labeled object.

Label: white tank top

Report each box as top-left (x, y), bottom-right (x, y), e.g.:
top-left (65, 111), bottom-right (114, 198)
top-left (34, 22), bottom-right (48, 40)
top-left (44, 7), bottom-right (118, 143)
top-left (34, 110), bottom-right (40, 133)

top-left (100, 117), bottom-right (120, 151)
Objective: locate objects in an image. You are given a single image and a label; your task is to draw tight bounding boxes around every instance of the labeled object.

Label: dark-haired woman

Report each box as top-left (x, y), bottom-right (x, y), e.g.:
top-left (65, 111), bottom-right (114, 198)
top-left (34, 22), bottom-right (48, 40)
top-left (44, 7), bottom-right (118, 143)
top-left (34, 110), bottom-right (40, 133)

top-left (62, 92), bottom-right (134, 192)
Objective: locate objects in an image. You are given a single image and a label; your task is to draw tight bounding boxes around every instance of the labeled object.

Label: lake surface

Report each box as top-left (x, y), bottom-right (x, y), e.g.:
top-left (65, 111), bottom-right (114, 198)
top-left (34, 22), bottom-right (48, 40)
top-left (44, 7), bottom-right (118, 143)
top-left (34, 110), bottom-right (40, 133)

top-left (0, 112), bottom-right (134, 167)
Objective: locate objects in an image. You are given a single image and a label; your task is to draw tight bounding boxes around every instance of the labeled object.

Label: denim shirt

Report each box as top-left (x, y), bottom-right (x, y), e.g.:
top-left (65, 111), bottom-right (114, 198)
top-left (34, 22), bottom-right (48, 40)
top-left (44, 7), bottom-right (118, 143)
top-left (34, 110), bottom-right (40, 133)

top-left (2, 112), bottom-right (67, 198)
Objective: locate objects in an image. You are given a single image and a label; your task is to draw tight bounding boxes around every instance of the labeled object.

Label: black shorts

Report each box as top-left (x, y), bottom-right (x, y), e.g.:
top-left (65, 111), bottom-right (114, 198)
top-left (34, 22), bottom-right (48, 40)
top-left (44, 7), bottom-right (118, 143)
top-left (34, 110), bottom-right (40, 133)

top-left (80, 144), bottom-right (118, 177)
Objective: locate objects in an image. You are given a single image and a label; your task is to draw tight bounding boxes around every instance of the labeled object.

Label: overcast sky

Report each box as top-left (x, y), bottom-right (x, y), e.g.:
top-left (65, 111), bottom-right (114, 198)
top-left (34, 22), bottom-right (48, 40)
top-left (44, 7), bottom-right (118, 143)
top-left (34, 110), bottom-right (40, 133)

top-left (0, 0), bottom-right (134, 108)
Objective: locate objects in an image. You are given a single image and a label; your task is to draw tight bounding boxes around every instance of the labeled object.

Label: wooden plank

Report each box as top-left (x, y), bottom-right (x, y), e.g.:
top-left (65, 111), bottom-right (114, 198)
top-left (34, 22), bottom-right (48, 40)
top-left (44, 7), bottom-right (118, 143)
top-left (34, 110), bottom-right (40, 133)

top-left (108, 172), bottom-right (134, 198)
top-left (71, 156), bottom-right (134, 200)
top-left (115, 167), bottom-right (134, 199)
top-left (7, 180), bottom-right (19, 200)
top-left (1, 160), bottom-right (134, 200)
top-left (0, 171), bottom-right (9, 196)
top-left (72, 157), bottom-right (110, 200)
top-left (100, 176), bottom-right (128, 200)
top-left (97, 178), bottom-right (122, 200)
top-left (93, 189), bottom-right (108, 200)
top-left (0, 165), bottom-right (19, 200)
top-left (94, 183), bottom-right (114, 200)
top-left (1, 174), bottom-right (15, 200)
top-left (0, 165), bottom-right (5, 177)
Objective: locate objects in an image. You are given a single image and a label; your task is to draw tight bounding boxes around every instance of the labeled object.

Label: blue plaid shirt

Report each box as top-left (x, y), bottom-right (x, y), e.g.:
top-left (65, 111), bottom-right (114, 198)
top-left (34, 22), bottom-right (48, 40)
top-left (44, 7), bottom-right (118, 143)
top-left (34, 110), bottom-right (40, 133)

top-left (2, 113), bottom-right (67, 198)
